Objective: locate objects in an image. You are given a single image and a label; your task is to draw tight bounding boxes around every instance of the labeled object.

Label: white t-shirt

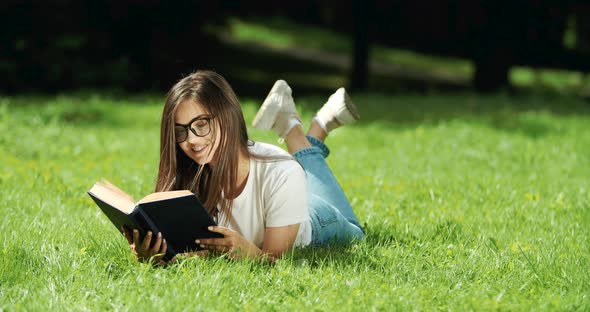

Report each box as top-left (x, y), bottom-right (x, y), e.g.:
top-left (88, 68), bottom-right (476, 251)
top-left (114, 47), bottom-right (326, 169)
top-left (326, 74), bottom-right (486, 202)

top-left (218, 142), bottom-right (312, 248)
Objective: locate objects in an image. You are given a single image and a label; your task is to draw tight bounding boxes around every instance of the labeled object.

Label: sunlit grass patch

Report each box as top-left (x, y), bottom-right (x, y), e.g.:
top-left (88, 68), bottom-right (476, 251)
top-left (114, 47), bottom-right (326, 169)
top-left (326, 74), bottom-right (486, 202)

top-left (1, 93), bottom-right (589, 310)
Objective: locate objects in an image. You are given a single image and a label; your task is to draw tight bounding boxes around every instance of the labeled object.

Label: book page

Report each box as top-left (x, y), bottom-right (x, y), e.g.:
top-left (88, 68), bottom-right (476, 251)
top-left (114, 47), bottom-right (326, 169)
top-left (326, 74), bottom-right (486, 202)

top-left (98, 180), bottom-right (136, 203)
top-left (137, 190), bottom-right (193, 204)
top-left (89, 181), bottom-right (136, 214)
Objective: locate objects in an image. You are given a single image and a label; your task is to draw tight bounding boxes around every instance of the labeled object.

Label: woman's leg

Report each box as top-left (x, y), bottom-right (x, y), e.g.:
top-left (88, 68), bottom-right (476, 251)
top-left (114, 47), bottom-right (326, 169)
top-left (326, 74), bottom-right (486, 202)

top-left (284, 124), bottom-right (364, 243)
top-left (284, 124), bottom-right (312, 154)
top-left (286, 125), bottom-right (363, 230)
top-left (308, 193), bottom-right (364, 246)
top-left (253, 80), bottom-right (363, 232)
top-left (306, 119), bottom-right (327, 143)
top-left (285, 120), bottom-right (328, 157)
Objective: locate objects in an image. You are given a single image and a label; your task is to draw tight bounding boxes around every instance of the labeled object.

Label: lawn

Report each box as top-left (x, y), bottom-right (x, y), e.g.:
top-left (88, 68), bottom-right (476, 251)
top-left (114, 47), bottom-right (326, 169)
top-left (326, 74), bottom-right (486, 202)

top-left (1, 91), bottom-right (589, 310)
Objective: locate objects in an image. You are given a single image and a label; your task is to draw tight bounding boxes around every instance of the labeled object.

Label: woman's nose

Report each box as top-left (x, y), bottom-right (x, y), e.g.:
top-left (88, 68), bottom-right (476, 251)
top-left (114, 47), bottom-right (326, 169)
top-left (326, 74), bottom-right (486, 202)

top-left (185, 129), bottom-right (200, 143)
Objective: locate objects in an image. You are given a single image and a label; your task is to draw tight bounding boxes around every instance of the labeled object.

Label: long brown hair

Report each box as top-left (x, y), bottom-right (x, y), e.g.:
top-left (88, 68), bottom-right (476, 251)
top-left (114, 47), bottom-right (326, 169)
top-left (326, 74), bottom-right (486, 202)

top-left (156, 70), bottom-right (250, 221)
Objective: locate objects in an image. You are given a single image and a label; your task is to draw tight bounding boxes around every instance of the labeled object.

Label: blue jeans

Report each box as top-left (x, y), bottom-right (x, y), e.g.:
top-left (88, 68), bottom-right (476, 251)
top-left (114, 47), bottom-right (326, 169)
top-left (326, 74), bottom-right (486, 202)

top-left (292, 136), bottom-right (364, 246)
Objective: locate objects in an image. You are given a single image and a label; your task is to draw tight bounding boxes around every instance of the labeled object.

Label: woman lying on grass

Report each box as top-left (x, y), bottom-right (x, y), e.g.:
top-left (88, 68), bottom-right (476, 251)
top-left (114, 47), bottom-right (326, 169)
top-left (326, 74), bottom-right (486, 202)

top-left (124, 70), bottom-right (364, 263)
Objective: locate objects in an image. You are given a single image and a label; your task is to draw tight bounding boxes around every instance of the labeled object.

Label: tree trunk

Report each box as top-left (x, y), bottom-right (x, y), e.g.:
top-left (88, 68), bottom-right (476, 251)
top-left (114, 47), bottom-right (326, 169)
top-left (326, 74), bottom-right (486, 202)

top-left (473, 45), bottom-right (513, 93)
top-left (349, 0), bottom-right (371, 91)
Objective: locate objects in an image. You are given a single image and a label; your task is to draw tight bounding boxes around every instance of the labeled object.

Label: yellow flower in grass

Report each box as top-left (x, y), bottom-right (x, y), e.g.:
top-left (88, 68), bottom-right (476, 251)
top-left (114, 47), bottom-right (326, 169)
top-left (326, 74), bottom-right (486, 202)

top-left (525, 192), bottom-right (540, 201)
top-left (510, 241), bottom-right (532, 253)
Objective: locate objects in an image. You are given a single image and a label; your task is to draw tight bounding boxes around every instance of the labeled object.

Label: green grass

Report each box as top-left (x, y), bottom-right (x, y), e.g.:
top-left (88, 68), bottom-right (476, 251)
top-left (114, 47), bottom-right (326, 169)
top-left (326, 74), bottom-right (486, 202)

top-left (1, 92), bottom-right (590, 310)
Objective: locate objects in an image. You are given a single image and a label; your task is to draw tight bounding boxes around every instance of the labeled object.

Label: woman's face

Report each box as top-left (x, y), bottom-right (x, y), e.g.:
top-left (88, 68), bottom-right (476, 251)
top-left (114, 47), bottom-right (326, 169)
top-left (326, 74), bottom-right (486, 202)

top-left (175, 100), bottom-right (221, 166)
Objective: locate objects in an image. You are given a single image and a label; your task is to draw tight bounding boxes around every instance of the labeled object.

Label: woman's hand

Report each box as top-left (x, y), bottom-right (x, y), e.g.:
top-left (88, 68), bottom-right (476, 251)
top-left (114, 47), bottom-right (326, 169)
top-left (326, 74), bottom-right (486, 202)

top-left (122, 227), bottom-right (167, 264)
top-left (196, 226), bottom-right (262, 260)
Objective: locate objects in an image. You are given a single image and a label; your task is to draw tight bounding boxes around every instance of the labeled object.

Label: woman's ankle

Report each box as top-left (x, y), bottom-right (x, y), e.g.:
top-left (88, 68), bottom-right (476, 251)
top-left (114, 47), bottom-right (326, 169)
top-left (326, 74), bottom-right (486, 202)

top-left (285, 124), bottom-right (312, 154)
top-left (307, 118), bottom-right (328, 142)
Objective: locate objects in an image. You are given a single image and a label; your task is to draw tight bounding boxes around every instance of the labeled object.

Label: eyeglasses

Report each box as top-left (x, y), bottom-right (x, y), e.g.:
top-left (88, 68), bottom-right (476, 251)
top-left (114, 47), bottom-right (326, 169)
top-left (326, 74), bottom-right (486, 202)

top-left (174, 116), bottom-right (214, 143)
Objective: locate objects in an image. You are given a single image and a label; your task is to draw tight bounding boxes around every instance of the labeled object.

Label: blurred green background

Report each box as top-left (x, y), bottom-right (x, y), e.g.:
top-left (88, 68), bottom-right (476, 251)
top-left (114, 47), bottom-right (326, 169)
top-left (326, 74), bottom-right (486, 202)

top-left (2, 1), bottom-right (590, 96)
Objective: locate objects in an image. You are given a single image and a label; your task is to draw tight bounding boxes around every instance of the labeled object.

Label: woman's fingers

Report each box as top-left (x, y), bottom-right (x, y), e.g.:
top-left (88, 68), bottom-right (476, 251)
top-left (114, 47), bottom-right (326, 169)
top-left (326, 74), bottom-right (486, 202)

top-left (122, 226), bottom-right (133, 244)
top-left (195, 226), bottom-right (235, 253)
top-left (127, 229), bottom-right (168, 264)
top-left (198, 239), bottom-right (232, 253)
top-left (132, 229), bottom-right (140, 245)
top-left (196, 238), bottom-right (235, 254)
top-left (151, 232), bottom-right (162, 253)
top-left (207, 226), bottom-right (232, 236)
top-left (142, 231), bottom-right (152, 251)
top-left (160, 239), bottom-right (167, 254)
top-left (196, 238), bottom-right (228, 247)
top-left (162, 239), bottom-right (168, 253)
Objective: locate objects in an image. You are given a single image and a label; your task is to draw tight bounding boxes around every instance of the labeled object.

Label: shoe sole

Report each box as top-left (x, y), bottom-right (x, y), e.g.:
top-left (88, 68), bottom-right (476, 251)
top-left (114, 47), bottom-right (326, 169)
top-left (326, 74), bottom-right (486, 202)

top-left (252, 80), bottom-right (290, 129)
top-left (252, 98), bottom-right (280, 130)
top-left (342, 89), bottom-right (360, 121)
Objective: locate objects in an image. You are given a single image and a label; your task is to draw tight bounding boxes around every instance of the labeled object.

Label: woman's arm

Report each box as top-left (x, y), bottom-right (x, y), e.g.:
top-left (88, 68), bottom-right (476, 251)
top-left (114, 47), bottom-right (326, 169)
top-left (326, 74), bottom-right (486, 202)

top-left (197, 223), bottom-right (300, 261)
top-left (262, 224), bottom-right (300, 258)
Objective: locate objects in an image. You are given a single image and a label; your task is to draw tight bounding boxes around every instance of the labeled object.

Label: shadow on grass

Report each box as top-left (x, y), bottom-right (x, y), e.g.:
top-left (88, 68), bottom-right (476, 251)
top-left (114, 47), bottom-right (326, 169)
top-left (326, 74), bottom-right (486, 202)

top-left (284, 222), bottom-right (412, 269)
top-left (273, 219), bottom-right (472, 274)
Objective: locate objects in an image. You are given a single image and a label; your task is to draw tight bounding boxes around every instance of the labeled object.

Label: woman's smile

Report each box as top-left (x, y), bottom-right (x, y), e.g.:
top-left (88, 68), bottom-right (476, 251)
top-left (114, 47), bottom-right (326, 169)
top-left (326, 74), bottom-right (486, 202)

top-left (190, 142), bottom-right (212, 160)
top-left (191, 143), bottom-right (208, 153)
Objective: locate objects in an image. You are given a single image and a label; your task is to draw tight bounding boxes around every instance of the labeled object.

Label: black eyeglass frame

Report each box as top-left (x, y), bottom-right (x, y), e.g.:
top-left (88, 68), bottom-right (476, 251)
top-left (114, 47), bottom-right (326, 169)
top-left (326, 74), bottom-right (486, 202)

top-left (174, 116), bottom-right (215, 143)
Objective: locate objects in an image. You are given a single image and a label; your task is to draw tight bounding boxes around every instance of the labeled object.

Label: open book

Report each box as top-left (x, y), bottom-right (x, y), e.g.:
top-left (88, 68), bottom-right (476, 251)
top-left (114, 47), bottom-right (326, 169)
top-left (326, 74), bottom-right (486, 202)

top-left (88, 180), bottom-right (222, 260)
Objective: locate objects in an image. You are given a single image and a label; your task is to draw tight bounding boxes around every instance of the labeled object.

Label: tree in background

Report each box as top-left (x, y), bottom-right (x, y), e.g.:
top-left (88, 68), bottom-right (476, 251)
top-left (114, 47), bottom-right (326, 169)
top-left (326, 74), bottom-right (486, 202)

top-left (1, 0), bottom-right (589, 93)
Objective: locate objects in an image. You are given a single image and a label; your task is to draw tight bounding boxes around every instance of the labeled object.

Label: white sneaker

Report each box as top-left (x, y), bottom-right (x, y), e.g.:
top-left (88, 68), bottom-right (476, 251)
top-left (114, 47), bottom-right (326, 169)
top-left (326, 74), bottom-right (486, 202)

top-left (252, 80), bottom-right (300, 138)
top-left (315, 87), bottom-right (360, 133)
